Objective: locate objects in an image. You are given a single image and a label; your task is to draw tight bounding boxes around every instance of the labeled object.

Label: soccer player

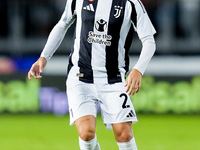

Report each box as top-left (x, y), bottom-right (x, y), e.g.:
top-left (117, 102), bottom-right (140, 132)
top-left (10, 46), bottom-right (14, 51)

top-left (28, 0), bottom-right (156, 149)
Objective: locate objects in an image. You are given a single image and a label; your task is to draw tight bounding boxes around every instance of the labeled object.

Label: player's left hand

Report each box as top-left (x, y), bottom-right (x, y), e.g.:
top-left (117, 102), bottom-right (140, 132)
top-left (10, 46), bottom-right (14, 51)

top-left (125, 69), bottom-right (142, 96)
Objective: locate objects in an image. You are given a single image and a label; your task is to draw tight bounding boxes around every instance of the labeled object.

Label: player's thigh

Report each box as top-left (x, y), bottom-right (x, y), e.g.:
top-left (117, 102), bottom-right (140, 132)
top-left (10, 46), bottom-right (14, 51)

top-left (75, 115), bottom-right (96, 141)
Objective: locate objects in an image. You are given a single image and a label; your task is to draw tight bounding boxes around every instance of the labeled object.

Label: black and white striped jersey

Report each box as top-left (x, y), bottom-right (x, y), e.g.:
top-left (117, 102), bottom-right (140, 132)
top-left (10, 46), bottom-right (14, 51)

top-left (41, 0), bottom-right (156, 84)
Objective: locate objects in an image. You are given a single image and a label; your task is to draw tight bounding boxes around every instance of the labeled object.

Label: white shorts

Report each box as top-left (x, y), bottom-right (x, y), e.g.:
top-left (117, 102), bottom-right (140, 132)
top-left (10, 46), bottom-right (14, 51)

top-left (66, 74), bottom-right (138, 130)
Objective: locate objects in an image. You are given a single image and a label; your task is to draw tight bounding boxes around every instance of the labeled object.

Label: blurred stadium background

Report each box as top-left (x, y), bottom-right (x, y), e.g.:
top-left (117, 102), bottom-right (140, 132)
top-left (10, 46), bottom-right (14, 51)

top-left (0, 0), bottom-right (200, 150)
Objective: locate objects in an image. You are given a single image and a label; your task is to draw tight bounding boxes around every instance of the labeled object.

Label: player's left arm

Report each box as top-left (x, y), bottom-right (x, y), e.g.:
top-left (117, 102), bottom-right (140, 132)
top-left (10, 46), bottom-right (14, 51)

top-left (125, 0), bottom-right (156, 96)
top-left (125, 35), bottom-right (156, 96)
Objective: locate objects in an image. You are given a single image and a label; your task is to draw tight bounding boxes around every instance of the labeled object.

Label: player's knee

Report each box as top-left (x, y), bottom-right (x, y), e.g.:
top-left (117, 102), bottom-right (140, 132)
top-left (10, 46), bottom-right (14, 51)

top-left (117, 131), bottom-right (133, 142)
top-left (113, 122), bottom-right (133, 142)
top-left (79, 129), bottom-right (95, 141)
top-left (78, 124), bottom-right (96, 141)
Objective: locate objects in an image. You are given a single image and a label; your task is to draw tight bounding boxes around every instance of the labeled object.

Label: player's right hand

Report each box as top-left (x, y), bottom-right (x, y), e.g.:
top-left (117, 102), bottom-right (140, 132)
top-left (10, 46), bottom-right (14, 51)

top-left (28, 57), bottom-right (47, 80)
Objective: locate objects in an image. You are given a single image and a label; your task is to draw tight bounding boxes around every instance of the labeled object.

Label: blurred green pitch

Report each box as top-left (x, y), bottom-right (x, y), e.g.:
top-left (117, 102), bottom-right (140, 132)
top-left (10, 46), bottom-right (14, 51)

top-left (0, 114), bottom-right (200, 150)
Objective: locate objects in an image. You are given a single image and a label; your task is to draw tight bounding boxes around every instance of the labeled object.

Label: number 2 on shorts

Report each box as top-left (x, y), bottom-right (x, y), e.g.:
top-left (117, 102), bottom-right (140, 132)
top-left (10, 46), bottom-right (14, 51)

top-left (120, 93), bottom-right (130, 109)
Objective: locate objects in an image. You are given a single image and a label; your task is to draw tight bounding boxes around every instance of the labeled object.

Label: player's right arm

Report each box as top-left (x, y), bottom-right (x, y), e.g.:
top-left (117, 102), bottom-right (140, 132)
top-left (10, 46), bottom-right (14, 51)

top-left (27, 0), bottom-right (76, 80)
top-left (40, 0), bottom-right (77, 61)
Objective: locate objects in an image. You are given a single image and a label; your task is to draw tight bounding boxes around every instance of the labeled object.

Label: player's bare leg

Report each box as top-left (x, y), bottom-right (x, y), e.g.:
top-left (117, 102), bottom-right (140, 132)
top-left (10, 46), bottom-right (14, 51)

top-left (75, 115), bottom-right (101, 150)
top-left (75, 115), bottom-right (96, 141)
top-left (113, 122), bottom-right (138, 150)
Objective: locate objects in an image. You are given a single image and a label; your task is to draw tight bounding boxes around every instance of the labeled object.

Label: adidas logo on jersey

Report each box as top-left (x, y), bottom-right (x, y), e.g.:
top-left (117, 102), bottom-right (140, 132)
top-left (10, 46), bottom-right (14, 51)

top-left (126, 110), bottom-right (135, 118)
top-left (83, 4), bottom-right (94, 12)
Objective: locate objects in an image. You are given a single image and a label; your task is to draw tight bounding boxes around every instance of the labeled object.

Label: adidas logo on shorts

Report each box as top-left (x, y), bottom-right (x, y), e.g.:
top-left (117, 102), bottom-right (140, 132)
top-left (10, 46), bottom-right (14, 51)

top-left (126, 110), bottom-right (135, 118)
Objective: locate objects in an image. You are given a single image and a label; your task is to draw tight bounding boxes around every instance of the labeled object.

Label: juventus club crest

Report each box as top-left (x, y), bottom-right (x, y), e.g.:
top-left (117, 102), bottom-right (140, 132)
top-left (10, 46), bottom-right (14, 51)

top-left (114, 6), bottom-right (123, 18)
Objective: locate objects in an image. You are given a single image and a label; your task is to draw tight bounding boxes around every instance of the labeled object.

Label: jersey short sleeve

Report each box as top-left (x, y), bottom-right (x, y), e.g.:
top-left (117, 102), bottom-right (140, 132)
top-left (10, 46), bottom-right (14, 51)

top-left (129, 0), bottom-right (156, 39)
